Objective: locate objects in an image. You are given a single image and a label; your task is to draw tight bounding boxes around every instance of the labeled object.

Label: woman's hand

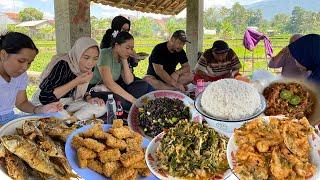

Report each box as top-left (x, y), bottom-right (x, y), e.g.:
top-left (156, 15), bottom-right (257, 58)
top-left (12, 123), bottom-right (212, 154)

top-left (75, 72), bottom-right (93, 85)
top-left (87, 97), bottom-right (105, 106)
top-left (35, 102), bottom-right (63, 114)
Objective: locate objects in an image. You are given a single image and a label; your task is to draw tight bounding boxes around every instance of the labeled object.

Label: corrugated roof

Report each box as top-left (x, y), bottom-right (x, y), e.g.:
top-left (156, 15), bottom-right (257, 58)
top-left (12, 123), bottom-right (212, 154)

top-left (91, 0), bottom-right (186, 15)
top-left (16, 20), bottom-right (48, 27)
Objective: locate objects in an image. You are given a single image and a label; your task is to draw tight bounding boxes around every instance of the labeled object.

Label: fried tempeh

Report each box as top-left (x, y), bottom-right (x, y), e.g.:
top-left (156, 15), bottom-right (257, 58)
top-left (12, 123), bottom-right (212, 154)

top-left (102, 161), bottom-right (122, 177)
top-left (125, 170), bottom-right (138, 180)
top-left (82, 138), bottom-right (105, 152)
top-left (99, 149), bottom-right (121, 162)
top-left (87, 159), bottom-right (103, 174)
top-left (105, 134), bottom-right (127, 150)
top-left (120, 150), bottom-right (144, 167)
top-left (126, 138), bottom-right (143, 152)
top-left (111, 167), bottom-right (135, 180)
top-left (78, 158), bottom-right (88, 168)
top-left (93, 130), bottom-right (109, 139)
top-left (77, 147), bottom-right (97, 159)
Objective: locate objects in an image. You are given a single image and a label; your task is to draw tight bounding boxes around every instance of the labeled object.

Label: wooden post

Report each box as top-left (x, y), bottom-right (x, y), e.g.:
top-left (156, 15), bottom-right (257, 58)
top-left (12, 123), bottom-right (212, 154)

top-left (54, 0), bottom-right (91, 54)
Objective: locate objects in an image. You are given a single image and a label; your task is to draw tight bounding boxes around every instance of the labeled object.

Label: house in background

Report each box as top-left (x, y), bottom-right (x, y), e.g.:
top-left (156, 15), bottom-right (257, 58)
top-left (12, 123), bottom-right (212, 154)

top-left (16, 19), bottom-right (55, 40)
top-left (0, 12), bottom-right (20, 32)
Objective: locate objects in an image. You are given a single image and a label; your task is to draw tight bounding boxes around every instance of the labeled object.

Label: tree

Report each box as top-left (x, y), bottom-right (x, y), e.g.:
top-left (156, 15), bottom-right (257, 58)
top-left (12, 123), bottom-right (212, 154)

top-left (165, 17), bottom-right (186, 35)
top-left (289, 6), bottom-right (307, 33)
top-left (271, 13), bottom-right (290, 33)
top-left (247, 9), bottom-right (263, 28)
top-left (229, 3), bottom-right (248, 34)
top-left (19, 7), bottom-right (44, 21)
top-left (203, 7), bottom-right (219, 29)
top-left (131, 17), bottom-right (154, 37)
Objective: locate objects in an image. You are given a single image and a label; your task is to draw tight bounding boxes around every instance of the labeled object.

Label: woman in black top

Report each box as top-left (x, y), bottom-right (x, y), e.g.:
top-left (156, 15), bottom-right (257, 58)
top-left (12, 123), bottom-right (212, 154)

top-left (37, 37), bottom-right (104, 105)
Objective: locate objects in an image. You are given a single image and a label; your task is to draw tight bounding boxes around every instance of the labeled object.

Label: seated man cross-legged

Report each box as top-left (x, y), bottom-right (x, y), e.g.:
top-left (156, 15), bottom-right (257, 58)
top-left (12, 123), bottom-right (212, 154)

top-left (143, 30), bottom-right (193, 92)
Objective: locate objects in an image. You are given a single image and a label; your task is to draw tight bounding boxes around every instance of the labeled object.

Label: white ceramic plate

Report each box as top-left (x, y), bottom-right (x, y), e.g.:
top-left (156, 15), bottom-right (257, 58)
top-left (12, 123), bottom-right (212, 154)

top-left (227, 116), bottom-right (320, 180)
top-left (0, 116), bottom-right (44, 179)
top-left (128, 90), bottom-right (203, 140)
top-left (146, 132), bottom-right (233, 180)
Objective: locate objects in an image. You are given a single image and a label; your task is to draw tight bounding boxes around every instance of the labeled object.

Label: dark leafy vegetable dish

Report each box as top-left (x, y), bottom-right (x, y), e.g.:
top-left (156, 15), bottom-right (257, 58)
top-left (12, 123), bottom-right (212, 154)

top-left (263, 82), bottom-right (315, 119)
top-left (156, 120), bottom-right (229, 178)
top-left (138, 97), bottom-right (190, 137)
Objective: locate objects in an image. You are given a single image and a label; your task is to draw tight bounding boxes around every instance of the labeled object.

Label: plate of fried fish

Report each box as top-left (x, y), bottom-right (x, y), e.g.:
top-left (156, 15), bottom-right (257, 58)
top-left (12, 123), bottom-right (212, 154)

top-left (65, 119), bottom-right (157, 180)
top-left (0, 116), bottom-right (78, 179)
top-left (227, 116), bottom-right (320, 180)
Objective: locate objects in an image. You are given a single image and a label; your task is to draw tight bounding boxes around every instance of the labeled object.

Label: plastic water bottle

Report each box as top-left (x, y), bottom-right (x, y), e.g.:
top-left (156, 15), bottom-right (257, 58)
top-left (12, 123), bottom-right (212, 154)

top-left (195, 79), bottom-right (205, 97)
top-left (116, 101), bottom-right (124, 119)
top-left (106, 94), bottom-right (116, 124)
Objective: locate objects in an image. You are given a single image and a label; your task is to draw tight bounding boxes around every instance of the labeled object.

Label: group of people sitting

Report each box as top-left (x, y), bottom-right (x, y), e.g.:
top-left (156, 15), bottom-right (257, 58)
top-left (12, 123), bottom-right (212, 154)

top-left (1, 15), bottom-right (320, 125)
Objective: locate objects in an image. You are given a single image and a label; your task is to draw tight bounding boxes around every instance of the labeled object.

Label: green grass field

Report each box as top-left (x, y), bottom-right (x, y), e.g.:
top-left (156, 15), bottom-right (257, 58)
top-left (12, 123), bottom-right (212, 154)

top-left (27, 35), bottom-right (290, 98)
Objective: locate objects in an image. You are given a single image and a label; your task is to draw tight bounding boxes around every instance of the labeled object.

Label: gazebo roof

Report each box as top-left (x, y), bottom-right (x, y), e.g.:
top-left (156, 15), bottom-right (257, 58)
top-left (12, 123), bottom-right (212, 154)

top-left (91, 0), bottom-right (186, 15)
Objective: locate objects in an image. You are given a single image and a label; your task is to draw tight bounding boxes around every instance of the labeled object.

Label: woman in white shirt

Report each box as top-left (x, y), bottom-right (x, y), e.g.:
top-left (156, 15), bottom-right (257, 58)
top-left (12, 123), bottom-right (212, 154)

top-left (0, 32), bottom-right (62, 124)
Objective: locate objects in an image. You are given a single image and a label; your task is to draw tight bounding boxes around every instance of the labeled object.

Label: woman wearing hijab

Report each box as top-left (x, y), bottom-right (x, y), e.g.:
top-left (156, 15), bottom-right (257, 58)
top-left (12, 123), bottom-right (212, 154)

top-left (100, 15), bottom-right (130, 49)
top-left (37, 37), bottom-right (104, 105)
top-left (287, 34), bottom-right (320, 84)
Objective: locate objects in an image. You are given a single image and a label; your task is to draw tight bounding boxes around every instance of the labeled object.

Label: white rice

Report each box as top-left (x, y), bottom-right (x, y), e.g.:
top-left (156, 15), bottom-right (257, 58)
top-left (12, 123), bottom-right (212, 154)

top-left (200, 79), bottom-right (261, 120)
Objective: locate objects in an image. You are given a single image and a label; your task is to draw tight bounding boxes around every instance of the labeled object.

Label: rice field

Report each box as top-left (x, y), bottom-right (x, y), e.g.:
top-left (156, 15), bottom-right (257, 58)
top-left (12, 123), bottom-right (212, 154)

top-left (27, 35), bottom-right (290, 98)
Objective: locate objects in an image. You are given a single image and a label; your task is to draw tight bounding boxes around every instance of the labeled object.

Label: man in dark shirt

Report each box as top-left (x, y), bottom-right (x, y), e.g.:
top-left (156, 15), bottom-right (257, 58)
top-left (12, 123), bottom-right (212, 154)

top-left (144, 30), bottom-right (193, 91)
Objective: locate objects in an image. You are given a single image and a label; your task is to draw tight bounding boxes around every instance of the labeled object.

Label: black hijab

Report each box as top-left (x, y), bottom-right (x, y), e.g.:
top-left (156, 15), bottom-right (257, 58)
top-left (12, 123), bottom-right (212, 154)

top-left (100, 16), bottom-right (131, 49)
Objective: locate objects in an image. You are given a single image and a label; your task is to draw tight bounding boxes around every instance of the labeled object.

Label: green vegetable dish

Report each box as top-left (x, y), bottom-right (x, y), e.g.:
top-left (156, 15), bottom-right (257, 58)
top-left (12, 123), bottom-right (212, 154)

top-left (156, 120), bottom-right (229, 179)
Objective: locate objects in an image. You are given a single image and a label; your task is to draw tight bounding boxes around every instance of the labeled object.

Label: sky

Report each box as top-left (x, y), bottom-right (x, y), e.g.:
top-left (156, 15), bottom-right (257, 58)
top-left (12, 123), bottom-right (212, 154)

top-left (0, 0), bottom-right (264, 20)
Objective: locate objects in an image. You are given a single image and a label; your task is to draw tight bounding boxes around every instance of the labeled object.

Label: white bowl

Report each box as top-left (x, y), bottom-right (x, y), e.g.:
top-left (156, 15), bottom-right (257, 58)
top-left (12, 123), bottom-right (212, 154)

top-left (194, 92), bottom-right (266, 137)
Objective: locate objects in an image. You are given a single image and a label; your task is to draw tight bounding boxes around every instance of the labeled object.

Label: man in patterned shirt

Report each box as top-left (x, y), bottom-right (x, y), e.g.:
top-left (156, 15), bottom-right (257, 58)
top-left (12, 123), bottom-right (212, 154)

top-left (194, 40), bottom-right (242, 82)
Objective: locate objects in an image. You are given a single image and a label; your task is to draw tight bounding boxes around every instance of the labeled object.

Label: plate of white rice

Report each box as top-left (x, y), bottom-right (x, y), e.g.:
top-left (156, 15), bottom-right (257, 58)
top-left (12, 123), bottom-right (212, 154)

top-left (195, 79), bottom-right (266, 122)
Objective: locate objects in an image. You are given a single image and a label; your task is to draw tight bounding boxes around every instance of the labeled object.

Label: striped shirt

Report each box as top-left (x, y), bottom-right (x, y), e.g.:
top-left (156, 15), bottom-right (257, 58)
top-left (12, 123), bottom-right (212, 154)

top-left (39, 60), bottom-right (77, 105)
top-left (194, 48), bottom-right (241, 79)
top-left (0, 72), bottom-right (28, 115)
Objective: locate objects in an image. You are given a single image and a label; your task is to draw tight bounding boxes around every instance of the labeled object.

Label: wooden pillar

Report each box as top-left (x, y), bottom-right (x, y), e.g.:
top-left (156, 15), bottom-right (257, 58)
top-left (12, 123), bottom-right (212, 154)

top-left (54, 0), bottom-right (91, 54)
top-left (186, 0), bottom-right (204, 69)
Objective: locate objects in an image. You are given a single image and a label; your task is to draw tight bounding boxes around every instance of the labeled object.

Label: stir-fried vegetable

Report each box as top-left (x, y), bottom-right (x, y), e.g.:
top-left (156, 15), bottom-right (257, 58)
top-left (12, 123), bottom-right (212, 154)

top-left (138, 97), bottom-right (190, 137)
top-left (156, 120), bottom-right (229, 178)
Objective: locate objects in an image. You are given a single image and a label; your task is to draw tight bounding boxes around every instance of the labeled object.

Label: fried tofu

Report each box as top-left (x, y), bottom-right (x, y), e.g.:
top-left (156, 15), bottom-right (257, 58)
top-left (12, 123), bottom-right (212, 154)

top-left (129, 160), bottom-right (147, 169)
top-left (78, 158), bottom-right (88, 168)
top-left (102, 161), bottom-right (122, 177)
top-left (112, 119), bottom-right (123, 128)
top-left (120, 150), bottom-right (144, 167)
top-left (87, 159), bottom-right (103, 174)
top-left (109, 127), bottom-right (132, 139)
top-left (80, 124), bottom-right (102, 138)
top-left (105, 134), bottom-right (127, 150)
top-left (93, 130), bottom-right (109, 140)
top-left (126, 138), bottom-right (143, 152)
top-left (137, 168), bottom-right (151, 177)
top-left (111, 167), bottom-right (135, 180)
top-left (83, 138), bottom-right (105, 152)
top-left (71, 135), bottom-right (84, 149)
top-left (99, 149), bottom-right (121, 162)
top-left (77, 147), bottom-right (97, 159)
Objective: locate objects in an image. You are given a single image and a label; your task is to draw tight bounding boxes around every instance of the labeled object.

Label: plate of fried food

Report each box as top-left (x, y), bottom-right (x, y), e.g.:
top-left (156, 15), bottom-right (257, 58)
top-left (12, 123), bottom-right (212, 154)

top-left (65, 119), bottom-right (157, 180)
top-left (227, 116), bottom-right (320, 180)
top-left (0, 116), bottom-right (78, 179)
top-left (146, 120), bottom-right (232, 180)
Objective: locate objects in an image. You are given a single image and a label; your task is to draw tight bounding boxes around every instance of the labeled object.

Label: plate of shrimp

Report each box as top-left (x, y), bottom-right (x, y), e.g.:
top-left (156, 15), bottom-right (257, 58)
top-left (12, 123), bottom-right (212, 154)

top-left (227, 116), bottom-right (320, 180)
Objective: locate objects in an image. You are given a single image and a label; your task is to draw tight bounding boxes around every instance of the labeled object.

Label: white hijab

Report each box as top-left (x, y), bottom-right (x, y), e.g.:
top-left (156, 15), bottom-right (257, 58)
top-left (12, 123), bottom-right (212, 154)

top-left (39, 37), bottom-right (99, 100)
